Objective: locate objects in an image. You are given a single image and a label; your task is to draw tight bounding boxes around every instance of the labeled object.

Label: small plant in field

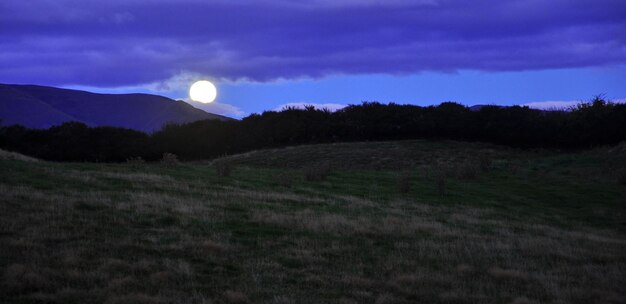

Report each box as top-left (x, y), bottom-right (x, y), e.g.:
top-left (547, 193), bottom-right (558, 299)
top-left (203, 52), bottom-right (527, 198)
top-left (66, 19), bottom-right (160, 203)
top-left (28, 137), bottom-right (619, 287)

top-left (214, 161), bottom-right (234, 177)
top-left (304, 162), bottom-right (333, 181)
top-left (160, 153), bottom-right (179, 166)
top-left (397, 171), bottom-right (412, 193)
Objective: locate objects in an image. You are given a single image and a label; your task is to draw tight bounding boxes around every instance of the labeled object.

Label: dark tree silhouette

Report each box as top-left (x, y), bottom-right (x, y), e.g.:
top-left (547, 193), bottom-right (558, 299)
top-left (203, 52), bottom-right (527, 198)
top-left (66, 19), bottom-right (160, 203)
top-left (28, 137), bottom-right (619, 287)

top-left (1, 98), bottom-right (625, 162)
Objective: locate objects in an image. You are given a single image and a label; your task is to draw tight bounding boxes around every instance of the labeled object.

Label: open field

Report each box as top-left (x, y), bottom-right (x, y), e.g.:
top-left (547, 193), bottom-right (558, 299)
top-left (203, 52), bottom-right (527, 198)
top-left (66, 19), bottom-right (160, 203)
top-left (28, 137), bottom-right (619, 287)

top-left (1, 140), bottom-right (625, 303)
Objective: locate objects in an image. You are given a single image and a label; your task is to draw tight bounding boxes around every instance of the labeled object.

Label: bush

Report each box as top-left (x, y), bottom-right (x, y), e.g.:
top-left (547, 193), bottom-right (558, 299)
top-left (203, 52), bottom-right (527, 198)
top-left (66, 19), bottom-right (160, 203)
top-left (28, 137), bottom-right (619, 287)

top-left (3, 98), bottom-right (626, 162)
top-left (160, 153), bottom-right (179, 166)
top-left (304, 162), bottom-right (333, 181)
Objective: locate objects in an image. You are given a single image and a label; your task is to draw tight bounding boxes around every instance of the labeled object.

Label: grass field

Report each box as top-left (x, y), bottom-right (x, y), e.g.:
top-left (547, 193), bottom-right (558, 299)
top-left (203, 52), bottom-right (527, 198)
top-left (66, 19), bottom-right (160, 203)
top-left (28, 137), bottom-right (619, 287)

top-left (1, 140), bottom-right (625, 304)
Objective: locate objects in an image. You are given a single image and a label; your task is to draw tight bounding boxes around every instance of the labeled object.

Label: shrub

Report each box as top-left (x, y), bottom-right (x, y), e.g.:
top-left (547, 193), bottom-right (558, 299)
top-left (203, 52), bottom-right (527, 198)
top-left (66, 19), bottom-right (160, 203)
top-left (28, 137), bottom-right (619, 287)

top-left (214, 161), bottom-right (234, 177)
top-left (160, 153), bottom-right (179, 166)
top-left (304, 162), bottom-right (333, 181)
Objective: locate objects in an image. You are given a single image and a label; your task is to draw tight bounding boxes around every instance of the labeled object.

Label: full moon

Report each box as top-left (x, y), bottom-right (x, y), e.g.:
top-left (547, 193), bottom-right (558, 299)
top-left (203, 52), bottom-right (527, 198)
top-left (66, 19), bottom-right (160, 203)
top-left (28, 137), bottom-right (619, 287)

top-left (189, 80), bottom-right (217, 103)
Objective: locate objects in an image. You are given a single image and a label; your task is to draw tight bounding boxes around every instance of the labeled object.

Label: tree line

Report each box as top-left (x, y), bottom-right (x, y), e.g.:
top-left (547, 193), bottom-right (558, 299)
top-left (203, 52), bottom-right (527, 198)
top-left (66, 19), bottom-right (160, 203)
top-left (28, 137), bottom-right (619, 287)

top-left (1, 97), bottom-right (625, 162)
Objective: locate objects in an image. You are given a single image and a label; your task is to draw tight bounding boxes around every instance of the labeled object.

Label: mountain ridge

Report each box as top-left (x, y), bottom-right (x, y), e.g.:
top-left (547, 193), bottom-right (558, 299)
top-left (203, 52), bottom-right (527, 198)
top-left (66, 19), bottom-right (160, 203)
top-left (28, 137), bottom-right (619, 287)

top-left (0, 83), bottom-right (232, 132)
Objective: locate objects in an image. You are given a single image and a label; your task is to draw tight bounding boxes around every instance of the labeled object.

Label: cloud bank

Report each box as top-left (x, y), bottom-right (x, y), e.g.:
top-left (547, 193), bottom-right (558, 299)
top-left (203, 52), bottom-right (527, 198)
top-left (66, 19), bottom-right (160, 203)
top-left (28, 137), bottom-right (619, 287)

top-left (274, 102), bottom-right (347, 112)
top-left (522, 98), bottom-right (626, 110)
top-left (1, 0), bottom-right (625, 87)
top-left (185, 100), bottom-right (246, 118)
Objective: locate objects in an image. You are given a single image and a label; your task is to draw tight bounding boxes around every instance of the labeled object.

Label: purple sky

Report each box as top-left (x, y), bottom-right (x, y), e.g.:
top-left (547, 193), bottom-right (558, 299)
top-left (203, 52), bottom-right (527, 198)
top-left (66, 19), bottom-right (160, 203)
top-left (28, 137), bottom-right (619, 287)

top-left (1, 0), bottom-right (625, 117)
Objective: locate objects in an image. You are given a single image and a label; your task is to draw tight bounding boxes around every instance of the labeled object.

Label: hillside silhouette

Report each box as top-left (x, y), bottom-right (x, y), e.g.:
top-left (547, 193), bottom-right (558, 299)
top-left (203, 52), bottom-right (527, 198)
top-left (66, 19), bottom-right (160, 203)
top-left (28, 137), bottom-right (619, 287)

top-left (0, 84), bottom-right (231, 132)
top-left (1, 96), bottom-right (625, 162)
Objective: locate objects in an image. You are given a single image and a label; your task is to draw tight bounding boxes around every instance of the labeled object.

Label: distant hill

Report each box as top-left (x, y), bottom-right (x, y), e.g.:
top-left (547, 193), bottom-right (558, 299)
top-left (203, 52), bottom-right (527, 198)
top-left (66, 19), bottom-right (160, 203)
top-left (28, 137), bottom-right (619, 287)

top-left (468, 104), bottom-right (504, 111)
top-left (0, 84), bottom-right (232, 132)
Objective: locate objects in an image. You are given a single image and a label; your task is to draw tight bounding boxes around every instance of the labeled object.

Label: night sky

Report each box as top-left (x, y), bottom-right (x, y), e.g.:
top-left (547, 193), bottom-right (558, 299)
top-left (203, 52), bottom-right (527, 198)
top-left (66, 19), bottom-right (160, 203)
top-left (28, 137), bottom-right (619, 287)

top-left (1, 0), bottom-right (625, 117)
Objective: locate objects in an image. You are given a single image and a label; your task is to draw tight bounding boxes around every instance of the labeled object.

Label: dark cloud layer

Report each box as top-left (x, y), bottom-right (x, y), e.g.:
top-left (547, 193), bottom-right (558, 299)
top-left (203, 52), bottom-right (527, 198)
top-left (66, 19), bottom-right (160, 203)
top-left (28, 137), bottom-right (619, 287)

top-left (1, 0), bottom-right (625, 86)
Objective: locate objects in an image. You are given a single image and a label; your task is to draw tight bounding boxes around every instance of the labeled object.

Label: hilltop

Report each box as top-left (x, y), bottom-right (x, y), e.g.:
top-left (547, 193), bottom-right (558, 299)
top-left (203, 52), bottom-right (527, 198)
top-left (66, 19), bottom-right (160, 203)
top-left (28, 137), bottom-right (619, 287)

top-left (0, 84), bottom-right (232, 132)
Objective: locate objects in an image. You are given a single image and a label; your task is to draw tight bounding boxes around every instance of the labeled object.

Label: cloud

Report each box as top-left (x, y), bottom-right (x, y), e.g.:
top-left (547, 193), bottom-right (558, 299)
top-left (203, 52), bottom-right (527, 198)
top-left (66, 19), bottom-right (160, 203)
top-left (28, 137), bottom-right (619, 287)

top-left (522, 98), bottom-right (626, 110)
top-left (274, 102), bottom-right (347, 112)
top-left (185, 100), bottom-right (246, 118)
top-left (148, 71), bottom-right (209, 92)
top-left (62, 71), bottom-right (245, 118)
top-left (100, 12), bottom-right (135, 25)
top-left (147, 72), bottom-right (246, 118)
top-left (522, 100), bottom-right (582, 110)
top-left (0, 0), bottom-right (625, 87)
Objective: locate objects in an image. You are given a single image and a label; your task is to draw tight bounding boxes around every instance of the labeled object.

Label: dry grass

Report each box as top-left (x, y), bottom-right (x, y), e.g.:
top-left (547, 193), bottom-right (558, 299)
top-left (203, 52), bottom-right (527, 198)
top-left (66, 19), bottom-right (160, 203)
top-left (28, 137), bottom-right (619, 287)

top-left (224, 290), bottom-right (249, 303)
top-left (0, 149), bottom-right (38, 162)
top-left (456, 161), bottom-right (481, 179)
top-left (218, 140), bottom-right (515, 171)
top-left (251, 209), bottom-right (449, 237)
top-left (1, 141), bottom-right (625, 303)
top-left (435, 174), bottom-right (447, 196)
top-left (303, 162), bottom-right (333, 181)
top-left (617, 169), bottom-right (626, 185)
top-left (214, 160), bottom-right (234, 177)
top-left (397, 171), bottom-right (412, 193)
top-left (160, 152), bottom-right (179, 166)
top-left (99, 171), bottom-right (175, 183)
top-left (125, 156), bottom-right (145, 165)
top-left (273, 171), bottom-right (294, 188)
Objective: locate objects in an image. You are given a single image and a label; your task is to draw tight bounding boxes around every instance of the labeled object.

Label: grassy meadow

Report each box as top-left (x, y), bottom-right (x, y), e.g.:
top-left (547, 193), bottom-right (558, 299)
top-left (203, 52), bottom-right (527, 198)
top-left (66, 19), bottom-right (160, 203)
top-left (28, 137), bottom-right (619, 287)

top-left (1, 140), bottom-right (625, 304)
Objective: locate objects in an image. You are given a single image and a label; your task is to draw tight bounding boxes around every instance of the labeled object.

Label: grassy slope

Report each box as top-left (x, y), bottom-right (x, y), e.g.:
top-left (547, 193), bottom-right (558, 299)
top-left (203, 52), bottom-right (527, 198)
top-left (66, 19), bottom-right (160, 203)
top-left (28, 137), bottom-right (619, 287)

top-left (0, 140), bottom-right (625, 304)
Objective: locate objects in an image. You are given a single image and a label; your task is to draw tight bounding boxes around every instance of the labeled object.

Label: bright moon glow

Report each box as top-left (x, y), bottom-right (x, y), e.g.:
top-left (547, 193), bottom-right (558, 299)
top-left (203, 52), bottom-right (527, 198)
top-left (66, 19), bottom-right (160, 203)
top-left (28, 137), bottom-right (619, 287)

top-left (189, 80), bottom-right (217, 103)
